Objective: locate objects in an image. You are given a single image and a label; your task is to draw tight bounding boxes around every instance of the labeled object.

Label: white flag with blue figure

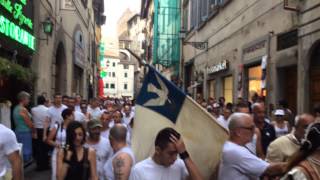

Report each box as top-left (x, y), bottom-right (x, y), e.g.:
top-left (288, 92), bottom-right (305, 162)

top-left (131, 65), bottom-right (228, 179)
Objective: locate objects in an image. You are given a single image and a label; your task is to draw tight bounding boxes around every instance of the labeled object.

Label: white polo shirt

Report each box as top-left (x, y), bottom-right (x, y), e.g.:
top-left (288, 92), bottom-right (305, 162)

top-left (218, 141), bottom-right (269, 180)
top-left (129, 157), bottom-right (189, 180)
top-left (31, 105), bottom-right (49, 129)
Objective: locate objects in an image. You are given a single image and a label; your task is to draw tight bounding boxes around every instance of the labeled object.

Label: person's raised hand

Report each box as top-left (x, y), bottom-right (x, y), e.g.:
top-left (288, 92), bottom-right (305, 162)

top-left (170, 134), bottom-right (186, 153)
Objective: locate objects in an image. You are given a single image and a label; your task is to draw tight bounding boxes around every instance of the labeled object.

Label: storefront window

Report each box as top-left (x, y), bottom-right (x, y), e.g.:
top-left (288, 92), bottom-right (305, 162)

top-left (224, 76), bottom-right (233, 103)
top-left (208, 80), bottom-right (215, 98)
top-left (248, 65), bottom-right (263, 99)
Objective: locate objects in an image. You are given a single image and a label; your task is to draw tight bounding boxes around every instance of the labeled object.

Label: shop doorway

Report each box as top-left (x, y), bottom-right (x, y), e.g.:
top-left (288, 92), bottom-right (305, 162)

top-left (54, 43), bottom-right (67, 94)
top-left (247, 65), bottom-right (264, 101)
top-left (278, 66), bottom-right (297, 114)
top-left (310, 42), bottom-right (320, 111)
top-left (72, 65), bottom-right (83, 95)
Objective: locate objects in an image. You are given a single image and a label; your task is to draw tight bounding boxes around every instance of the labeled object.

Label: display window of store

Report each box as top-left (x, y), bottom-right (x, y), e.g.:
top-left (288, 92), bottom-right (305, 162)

top-left (247, 65), bottom-right (266, 100)
top-left (223, 76), bottom-right (233, 103)
top-left (208, 79), bottom-right (216, 99)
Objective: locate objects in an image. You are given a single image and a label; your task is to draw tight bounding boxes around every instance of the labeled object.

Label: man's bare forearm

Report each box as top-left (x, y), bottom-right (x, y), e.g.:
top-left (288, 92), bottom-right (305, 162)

top-left (9, 151), bottom-right (23, 180)
top-left (184, 158), bottom-right (204, 180)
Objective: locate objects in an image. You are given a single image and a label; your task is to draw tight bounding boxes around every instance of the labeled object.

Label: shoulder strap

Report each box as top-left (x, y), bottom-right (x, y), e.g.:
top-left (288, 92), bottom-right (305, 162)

top-left (53, 122), bottom-right (61, 139)
top-left (298, 160), bottom-right (320, 180)
top-left (82, 147), bottom-right (90, 180)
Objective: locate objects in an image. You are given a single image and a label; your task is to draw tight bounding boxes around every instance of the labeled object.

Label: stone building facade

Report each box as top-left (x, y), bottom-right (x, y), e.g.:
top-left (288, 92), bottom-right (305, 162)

top-left (32, 0), bottom-right (104, 99)
top-left (182, 0), bottom-right (320, 114)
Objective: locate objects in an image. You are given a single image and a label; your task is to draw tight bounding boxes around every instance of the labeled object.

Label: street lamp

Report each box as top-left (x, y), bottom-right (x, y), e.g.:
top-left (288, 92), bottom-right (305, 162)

top-left (179, 29), bottom-right (208, 51)
top-left (39, 17), bottom-right (54, 44)
top-left (42, 18), bottom-right (54, 36)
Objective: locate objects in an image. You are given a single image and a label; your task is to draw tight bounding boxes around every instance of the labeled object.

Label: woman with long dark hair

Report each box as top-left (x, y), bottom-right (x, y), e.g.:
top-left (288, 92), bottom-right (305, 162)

top-left (46, 108), bottom-right (74, 180)
top-left (57, 121), bottom-right (98, 180)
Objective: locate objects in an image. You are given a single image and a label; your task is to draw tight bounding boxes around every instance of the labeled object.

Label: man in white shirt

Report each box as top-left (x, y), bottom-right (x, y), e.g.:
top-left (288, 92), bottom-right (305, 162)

top-left (67, 96), bottom-right (86, 124)
top-left (85, 120), bottom-right (112, 180)
top-left (0, 124), bottom-right (22, 180)
top-left (31, 95), bottom-right (50, 170)
top-left (104, 124), bottom-right (135, 180)
top-left (122, 105), bottom-right (134, 126)
top-left (218, 113), bottom-right (288, 180)
top-left (130, 127), bottom-right (203, 180)
top-left (74, 94), bottom-right (82, 112)
top-left (110, 110), bottom-right (131, 145)
top-left (266, 114), bottom-right (315, 163)
top-left (217, 107), bottom-right (232, 130)
top-left (88, 98), bottom-right (102, 120)
top-left (45, 93), bottom-right (67, 133)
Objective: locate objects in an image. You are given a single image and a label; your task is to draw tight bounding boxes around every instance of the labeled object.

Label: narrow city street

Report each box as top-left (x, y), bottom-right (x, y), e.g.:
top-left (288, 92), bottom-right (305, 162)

top-left (1, 0), bottom-right (320, 180)
top-left (24, 164), bottom-right (50, 180)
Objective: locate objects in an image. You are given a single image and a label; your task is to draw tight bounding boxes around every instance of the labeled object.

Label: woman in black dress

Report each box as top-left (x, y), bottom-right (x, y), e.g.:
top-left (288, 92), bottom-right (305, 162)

top-left (57, 121), bottom-right (98, 180)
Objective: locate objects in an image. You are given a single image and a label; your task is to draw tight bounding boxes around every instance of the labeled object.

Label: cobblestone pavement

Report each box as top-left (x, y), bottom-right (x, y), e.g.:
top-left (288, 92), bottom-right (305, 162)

top-left (24, 163), bottom-right (51, 180)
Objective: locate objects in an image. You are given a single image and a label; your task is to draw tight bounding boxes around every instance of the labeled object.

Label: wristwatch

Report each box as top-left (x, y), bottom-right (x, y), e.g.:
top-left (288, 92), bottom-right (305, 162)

top-left (179, 151), bottom-right (190, 160)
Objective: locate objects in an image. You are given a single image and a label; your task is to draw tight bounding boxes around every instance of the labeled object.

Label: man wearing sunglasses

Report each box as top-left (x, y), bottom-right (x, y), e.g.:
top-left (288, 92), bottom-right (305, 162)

top-left (266, 114), bottom-right (315, 163)
top-left (218, 113), bottom-right (288, 180)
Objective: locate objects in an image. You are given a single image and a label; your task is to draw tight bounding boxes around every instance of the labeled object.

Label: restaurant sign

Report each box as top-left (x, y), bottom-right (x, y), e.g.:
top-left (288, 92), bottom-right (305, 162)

top-left (0, 0), bottom-right (35, 50)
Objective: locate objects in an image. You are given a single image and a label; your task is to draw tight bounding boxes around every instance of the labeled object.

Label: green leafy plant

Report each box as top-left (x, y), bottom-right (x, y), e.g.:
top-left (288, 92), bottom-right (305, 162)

top-left (0, 57), bottom-right (35, 83)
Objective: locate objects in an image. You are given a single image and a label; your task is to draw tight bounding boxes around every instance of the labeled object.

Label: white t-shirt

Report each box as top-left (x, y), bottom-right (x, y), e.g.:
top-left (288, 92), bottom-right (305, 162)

top-left (104, 146), bottom-right (135, 180)
top-left (74, 105), bottom-right (81, 112)
top-left (74, 111), bottom-right (86, 123)
top-left (47, 105), bottom-right (67, 128)
top-left (85, 137), bottom-right (113, 180)
top-left (218, 141), bottom-right (269, 180)
top-left (88, 106), bottom-right (102, 120)
top-left (217, 116), bottom-right (228, 130)
top-left (130, 157), bottom-right (189, 180)
top-left (31, 105), bottom-right (49, 129)
top-left (0, 124), bottom-right (20, 177)
top-left (122, 111), bottom-right (134, 125)
top-left (101, 129), bottom-right (110, 139)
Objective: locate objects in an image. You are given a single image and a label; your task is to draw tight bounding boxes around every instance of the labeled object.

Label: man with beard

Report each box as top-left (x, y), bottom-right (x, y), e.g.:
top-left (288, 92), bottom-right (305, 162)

top-left (85, 120), bottom-right (112, 180)
top-left (67, 96), bottom-right (86, 124)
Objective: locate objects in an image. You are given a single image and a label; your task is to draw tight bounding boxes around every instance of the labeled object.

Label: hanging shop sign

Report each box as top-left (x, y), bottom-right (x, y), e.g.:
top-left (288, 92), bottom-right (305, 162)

top-left (0, 0), bottom-right (35, 51)
top-left (207, 60), bottom-right (229, 74)
top-left (74, 30), bottom-right (85, 68)
top-left (243, 39), bottom-right (267, 62)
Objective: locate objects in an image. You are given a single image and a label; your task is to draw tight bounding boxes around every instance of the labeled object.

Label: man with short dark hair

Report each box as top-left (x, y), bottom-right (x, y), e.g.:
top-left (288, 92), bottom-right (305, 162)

top-left (88, 98), bottom-right (102, 120)
top-left (129, 128), bottom-right (203, 180)
top-left (62, 95), bottom-right (69, 106)
top-left (74, 94), bottom-right (82, 112)
top-left (103, 124), bottom-right (135, 180)
top-left (67, 96), bottom-right (86, 124)
top-left (122, 105), bottom-right (134, 126)
top-left (46, 93), bottom-right (68, 128)
top-left (31, 95), bottom-right (50, 170)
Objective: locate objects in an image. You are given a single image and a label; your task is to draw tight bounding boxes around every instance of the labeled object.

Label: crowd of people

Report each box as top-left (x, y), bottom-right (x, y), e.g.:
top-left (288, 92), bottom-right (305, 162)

top-left (1, 90), bottom-right (320, 179)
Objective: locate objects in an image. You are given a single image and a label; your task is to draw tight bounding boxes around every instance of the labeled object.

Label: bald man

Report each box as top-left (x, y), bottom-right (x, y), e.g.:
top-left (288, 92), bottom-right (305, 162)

top-left (103, 124), bottom-right (135, 180)
top-left (266, 114), bottom-right (315, 163)
top-left (218, 113), bottom-right (288, 180)
top-left (252, 103), bottom-right (276, 155)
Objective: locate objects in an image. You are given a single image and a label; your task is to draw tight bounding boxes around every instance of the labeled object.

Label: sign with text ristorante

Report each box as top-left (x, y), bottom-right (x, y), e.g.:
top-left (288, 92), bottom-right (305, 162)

top-left (0, 0), bottom-right (35, 51)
